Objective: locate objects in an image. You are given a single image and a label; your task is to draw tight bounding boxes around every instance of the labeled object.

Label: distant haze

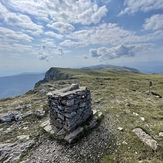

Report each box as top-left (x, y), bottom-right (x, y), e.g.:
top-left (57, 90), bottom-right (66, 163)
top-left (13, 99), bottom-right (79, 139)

top-left (0, 73), bottom-right (45, 99)
top-left (115, 61), bottom-right (163, 74)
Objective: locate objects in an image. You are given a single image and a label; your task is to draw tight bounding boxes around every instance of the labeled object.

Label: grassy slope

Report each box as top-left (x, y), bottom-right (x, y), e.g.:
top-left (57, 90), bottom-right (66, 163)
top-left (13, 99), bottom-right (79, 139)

top-left (0, 68), bottom-right (163, 162)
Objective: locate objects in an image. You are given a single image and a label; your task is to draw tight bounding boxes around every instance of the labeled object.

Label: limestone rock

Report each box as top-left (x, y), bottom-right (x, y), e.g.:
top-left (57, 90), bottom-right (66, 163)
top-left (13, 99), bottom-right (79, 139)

top-left (64, 127), bottom-right (84, 143)
top-left (17, 135), bottom-right (30, 140)
top-left (15, 105), bottom-right (27, 111)
top-left (140, 117), bottom-right (145, 121)
top-left (40, 120), bottom-right (49, 127)
top-left (0, 140), bottom-right (35, 162)
top-left (22, 111), bottom-right (33, 118)
top-left (44, 125), bottom-right (55, 134)
top-left (35, 67), bottom-right (69, 87)
top-left (133, 112), bottom-right (139, 116)
top-left (122, 141), bottom-right (128, 145)
top-left (43, 121), bottom-right (59, 134)
top-left (159, 132), bottom-right (163, 137)
top-left (117, 127), bottom-right (123, 131)
top-left (93, 110), bottom-right (97, 115)
top-left (35, 108), bottom-right (45, 117)
top-left (97, 112), bottom-right (104, 119)
top-left (132, 128), bottom-right (157, 150)
top-left (0, 112), bottom-right (22, 123)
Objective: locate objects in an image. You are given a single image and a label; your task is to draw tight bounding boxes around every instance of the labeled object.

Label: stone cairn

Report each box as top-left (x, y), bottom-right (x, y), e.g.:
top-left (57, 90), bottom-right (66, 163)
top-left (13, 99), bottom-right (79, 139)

top-left (45, 84), bottom-right (101, 143)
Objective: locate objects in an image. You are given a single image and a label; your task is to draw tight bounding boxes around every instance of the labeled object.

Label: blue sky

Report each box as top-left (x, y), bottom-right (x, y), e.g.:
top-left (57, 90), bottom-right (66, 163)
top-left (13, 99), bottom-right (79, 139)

top-left (0, 0), bottom-right (163, 76)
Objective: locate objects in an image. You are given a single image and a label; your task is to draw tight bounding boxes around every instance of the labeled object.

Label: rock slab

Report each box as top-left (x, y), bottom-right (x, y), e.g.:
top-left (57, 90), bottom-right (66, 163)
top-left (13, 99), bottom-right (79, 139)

top-left (132, 128), bottom-right (157, 150)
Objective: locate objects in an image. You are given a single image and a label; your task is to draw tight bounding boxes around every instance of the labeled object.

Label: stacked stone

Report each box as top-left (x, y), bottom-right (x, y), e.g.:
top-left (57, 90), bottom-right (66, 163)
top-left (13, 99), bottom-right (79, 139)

top-left (47, 84), bottom-right (93, 133)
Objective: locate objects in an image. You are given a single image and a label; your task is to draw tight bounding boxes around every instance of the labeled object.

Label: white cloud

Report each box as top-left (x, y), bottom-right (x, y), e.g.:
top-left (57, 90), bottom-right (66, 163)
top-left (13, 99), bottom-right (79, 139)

top-left (0, 2), bottom-right (43, 35)
top-left (120, 0), bottom-right (163, 15)
top-left (37, 44), bottom-right (65, 61)
top-left (11, 43), bottom-right (33, 53)
top-left (143, 14), bottom-right (163, 31)
top-left (3, 0), bottom-right (108, 26)
top-left (40, 38), bottom-right (57, 48)
top-left (68, 23), bottom-right (131, 46)
top-left (77, 5), bottom-right (108, 25)
top-left (60, 40), bottom-right (87, 47)
top-left (67, 22), bottom-right (163, 47)
top-left (4, 0), bottom-right (48, 19)
top-left (67, 29), bottom-right (94, 44)
top-left (58, 47), bottom-right (64, 56)
top-left (45, 31), bottom-right (63, 39)
top-left (38, 52), bottom-right (49, 61)
top-left (0, 2), bottom-right (8, 19)
top-left (83, 54), bottom-right (89, 59)
top-left (100, 0), bottom-right (111, 4)
top-left (0, 27), bottom-right (33, 42)
top-left (114, 45), bottom-right (135, 58)
top-left (5, 13), bottom-right (43, 33)
top-left (0, 43), bottom-right (33, 53)
top-left (78, 8), bottom-right (93, 25)
top-left (38, 46), bottom-right (49, 61)
top-left (87, 44), bottom-right (151, 61)
top-left (91, 6), bottom-right (108, 24)
top-left (52, 11), bottom-right (69, 22)
top-left (40, 0), bottom-right (108, 25)
top-left (47, 22), bottom-right (75, 33)
top-left (1, 0), bottom-right (163, 67)
top-left (89, 49), bottom-right (99, 58)
top-left (121, 30), bottom-right (163, 44)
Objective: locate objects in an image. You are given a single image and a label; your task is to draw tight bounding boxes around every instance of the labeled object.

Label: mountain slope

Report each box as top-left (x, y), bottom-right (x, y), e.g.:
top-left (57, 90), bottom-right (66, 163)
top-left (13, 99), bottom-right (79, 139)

top-left (82, 64), bottom-right (140, 73)
top-left (0, 67), bottom-right (163, 162)
top-left (35, 67), bottom-right (69, 87)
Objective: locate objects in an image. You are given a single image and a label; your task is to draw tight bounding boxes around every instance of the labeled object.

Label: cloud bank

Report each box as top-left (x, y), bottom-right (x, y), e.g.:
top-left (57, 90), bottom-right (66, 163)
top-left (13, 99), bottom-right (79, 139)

top-left (143, 14), bottom-right (163, 31)
top-left (87, 44), bottom-right (151, 62)
top-left (0, 0), bottom-right (162, 68)
top-left (120, 0), bottom-right (163, 15)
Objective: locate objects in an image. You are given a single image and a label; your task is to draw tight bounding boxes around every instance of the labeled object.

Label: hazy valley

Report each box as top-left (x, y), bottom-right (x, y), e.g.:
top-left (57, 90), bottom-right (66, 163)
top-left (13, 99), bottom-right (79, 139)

top-left (0, 73), bottom-right (45, 99)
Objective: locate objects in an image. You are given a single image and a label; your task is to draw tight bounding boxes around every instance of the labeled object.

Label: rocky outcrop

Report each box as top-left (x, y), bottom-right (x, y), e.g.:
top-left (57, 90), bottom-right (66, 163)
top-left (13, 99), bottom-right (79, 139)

top-left (0, 111), bottom-right (22, 123)
top-left (35, 68), bottom-right (69, 87)
top-left (0, 140), bottom-right (35, 162)
top-left (0, 105), bottom-right (45, 124)
top-left (132, 128), bottom-right (157, 150)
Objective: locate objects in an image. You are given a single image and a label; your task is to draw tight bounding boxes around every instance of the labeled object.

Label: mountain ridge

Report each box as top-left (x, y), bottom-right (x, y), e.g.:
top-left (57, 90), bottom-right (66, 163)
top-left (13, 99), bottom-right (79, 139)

top-left (82, 64), bottom-right (141, 73)
top-left (0, 67), bottom-right (163, 162)
top-left (0, 65), bottom-right (141, 99)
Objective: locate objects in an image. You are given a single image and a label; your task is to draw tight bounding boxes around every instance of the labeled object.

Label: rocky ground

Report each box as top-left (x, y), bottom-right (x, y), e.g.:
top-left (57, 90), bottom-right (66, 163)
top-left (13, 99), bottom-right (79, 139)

top-left (24, 115), bottom-right (116, 163)
top-left (0, 68), bottom-right (163, 162)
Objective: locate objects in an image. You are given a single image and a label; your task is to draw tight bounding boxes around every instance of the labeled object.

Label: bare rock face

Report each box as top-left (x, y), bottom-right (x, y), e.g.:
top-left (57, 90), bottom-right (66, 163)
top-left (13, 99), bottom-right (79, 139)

top-left (0, 112), bottom-right (22, 123)
top-left (159, 132), bottom-right (163, 137)
top-left (132, 128), bottom-right (157, 150)
top-left (0, 140), bottom-right (35, 162)
top-left (35, 68), bottom-right (69, 87)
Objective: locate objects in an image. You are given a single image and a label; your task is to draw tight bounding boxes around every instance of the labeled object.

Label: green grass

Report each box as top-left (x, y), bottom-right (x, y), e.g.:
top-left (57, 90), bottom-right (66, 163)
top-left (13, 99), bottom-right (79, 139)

top-left (0, 68), bottom-right (163, 162)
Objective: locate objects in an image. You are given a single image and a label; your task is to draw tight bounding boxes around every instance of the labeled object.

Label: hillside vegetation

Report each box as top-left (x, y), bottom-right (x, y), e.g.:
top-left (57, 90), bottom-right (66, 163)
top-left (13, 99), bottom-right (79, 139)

top-left (0, 67), bottom-right (163, 163)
